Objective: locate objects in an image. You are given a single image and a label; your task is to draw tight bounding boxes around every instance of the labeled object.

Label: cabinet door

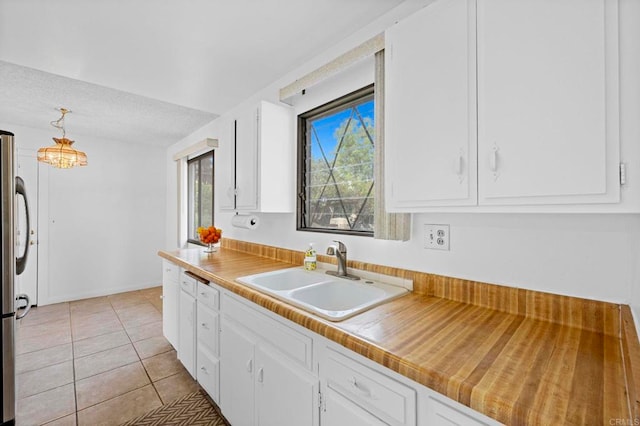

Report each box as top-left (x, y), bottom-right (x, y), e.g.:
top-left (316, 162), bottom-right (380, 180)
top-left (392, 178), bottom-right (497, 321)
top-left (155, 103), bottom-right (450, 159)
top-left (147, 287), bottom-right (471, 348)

top-left (197, 345), bottom-right (220, 405)
top-left (428, 397), bottom-right (490, 426)
top-left (323, 387), bottom-right (387, 426)
top-left (235, 108), bottom-right (259, 211)
top-left (385, 0), bottom-right (477, 210)
top-left (218, 117), bottom-right (236, 211)
top-left (255, 345), bottom-right (318, 426)
top-left (477, 0), bottom-right (619, 205)
top-left (162, 264), bottom-right (178, 349)
top-left (220, 317), bottom-right (256, 426)
top-left (178, 290), bottom-right (196, 378)
top-left (196, 302), bottom-right (219, 356)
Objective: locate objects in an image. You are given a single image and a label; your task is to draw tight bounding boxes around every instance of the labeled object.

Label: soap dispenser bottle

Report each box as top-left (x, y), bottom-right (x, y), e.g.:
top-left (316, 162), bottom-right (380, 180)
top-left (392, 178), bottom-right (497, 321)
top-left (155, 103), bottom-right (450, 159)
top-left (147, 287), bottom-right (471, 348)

top-left (304, 244), bottom-right (317, 271)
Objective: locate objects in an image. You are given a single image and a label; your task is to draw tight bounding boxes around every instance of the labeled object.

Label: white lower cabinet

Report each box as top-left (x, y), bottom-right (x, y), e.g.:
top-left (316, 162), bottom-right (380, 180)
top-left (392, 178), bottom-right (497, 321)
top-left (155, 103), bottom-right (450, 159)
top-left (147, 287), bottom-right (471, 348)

top-left (178, 284), bottom-right (196, 378)
top-left (322, 388), bottom-right (387, 426)
top-left (428, 397), bottom-right (491, 426)
top-left (255, 344), bottom-right (318, 426)
top-left (219, 293), bottom-right (318, 426)
top-left (197, 282), bottom-right (221, 404)
top-left (162, 260), bottom-right (502, 425)
top-left (220, 317), bottom-right (255, 426)
top-left (161, 260), bottom-right (179, 348)
top-left (321, 346), bottom-right (416, 426)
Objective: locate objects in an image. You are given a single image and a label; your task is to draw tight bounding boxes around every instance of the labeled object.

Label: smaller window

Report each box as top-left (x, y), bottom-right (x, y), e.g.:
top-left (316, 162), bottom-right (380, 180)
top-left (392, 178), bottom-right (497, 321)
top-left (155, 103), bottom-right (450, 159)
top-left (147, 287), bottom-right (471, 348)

top-left (187, 151), bottom-right (214, 244)
top-left (297, 85), bottom-right (375, 236)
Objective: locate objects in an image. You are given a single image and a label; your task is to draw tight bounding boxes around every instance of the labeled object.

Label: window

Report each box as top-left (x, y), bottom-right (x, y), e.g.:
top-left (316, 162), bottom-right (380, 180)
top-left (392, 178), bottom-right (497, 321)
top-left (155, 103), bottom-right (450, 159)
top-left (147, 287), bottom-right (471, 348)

top-left (297, 85), bottom-right (375, 236)
top-left (187, 151), bottom-right (214, 244)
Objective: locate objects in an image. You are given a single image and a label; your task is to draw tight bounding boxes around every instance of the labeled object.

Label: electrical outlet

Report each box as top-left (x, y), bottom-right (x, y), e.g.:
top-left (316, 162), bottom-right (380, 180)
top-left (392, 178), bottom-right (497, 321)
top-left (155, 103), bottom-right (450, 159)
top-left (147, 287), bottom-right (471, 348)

top-left (424, 224), bottom-right (450, 251)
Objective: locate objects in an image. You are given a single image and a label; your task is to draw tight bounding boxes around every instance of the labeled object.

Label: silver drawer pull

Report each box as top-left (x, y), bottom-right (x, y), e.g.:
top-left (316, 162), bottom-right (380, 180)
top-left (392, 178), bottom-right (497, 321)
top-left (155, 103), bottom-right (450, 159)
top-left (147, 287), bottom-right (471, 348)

top-left (349, 376), bottom-right (372, 398)
top-left (201, 322), bottom-right (209, 329)
top-left (200, 366), bottom-right (208, 374)
top-left (200, 292), bottom-right (208, 298)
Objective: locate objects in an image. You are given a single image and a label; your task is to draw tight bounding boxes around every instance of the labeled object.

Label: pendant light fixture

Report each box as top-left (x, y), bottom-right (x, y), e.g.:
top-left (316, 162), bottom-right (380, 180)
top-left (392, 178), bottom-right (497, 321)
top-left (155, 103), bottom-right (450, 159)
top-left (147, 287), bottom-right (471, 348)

top-left (37, 107), bottom-right (88, 168)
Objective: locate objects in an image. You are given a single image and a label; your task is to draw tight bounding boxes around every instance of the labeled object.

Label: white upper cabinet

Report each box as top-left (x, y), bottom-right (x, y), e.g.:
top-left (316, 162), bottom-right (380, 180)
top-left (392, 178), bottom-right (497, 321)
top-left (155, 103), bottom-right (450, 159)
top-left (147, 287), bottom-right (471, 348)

top-left (477, 0), bottom-right (620, 205)
top-left (221, 101), bottom-right (295, 213)
top-left (385, 0), bottom-right (621, 211)
top-left (385, 0), bottom-right (477, 209)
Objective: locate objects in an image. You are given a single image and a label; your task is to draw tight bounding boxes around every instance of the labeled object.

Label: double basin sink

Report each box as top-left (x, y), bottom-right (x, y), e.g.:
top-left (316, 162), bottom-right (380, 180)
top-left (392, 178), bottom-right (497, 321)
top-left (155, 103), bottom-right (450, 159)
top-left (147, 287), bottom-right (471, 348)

top-left (236, 267), bottom-right (408, 321)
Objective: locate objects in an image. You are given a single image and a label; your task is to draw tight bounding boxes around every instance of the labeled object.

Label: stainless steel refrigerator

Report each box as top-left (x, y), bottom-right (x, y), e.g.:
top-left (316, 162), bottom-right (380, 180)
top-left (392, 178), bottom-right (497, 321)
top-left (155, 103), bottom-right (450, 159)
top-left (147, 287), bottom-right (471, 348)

top-left (1, 130), bottom-right (32, 426)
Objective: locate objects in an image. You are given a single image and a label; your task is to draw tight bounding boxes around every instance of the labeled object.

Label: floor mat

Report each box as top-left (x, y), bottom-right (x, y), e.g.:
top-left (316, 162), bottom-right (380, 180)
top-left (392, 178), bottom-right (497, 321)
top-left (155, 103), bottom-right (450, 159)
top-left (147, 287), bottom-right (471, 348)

top-left (121, 390), bottom-right (227, 426)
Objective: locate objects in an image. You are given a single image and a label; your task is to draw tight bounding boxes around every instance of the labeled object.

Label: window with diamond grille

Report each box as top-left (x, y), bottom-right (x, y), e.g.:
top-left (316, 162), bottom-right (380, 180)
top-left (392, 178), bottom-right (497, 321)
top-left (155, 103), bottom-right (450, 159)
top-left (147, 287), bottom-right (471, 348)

top-left (297, 85), bottom-right (374, 236)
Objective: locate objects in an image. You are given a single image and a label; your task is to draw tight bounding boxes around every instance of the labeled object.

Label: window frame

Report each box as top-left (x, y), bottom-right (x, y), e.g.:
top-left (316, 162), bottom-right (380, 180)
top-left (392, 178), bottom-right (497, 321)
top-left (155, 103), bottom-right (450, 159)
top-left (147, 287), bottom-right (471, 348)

top-left (296, 84), bottom-right (375, 237)
top-left (186, 150), bottom-right (215, 246)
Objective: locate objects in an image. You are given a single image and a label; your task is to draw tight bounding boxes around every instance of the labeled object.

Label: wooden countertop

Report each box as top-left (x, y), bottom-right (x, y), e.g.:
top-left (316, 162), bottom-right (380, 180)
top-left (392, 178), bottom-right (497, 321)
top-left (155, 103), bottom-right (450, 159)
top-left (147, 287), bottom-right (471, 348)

top-left (159, 247), bottom-right (631, 425)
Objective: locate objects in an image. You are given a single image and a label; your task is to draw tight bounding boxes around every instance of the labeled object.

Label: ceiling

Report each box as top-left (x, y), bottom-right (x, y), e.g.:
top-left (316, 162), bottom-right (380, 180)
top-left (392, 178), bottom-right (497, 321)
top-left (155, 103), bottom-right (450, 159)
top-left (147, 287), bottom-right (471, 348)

top-left (0, 0), bottom-right (405, 146)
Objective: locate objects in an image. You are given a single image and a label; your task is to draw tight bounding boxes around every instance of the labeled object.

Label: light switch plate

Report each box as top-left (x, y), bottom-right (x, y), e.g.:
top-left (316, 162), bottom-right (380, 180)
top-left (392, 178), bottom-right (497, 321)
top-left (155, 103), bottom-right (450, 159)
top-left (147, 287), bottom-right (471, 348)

top-left (424, 224), bottom-right (450, 251)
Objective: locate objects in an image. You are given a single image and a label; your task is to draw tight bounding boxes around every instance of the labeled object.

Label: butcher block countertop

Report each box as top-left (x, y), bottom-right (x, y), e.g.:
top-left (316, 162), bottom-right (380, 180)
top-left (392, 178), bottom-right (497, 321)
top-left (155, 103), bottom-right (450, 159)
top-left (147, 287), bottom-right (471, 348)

top-left (159, 246), bottom-right (635, 425)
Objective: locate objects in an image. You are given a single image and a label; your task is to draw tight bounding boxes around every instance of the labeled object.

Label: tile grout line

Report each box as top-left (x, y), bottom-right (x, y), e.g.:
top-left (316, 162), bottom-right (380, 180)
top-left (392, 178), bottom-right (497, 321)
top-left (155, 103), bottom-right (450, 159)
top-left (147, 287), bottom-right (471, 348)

top-left (16, 289), bottom-right (166, 424)
top-left (110, 291), bottom-right (167, 416)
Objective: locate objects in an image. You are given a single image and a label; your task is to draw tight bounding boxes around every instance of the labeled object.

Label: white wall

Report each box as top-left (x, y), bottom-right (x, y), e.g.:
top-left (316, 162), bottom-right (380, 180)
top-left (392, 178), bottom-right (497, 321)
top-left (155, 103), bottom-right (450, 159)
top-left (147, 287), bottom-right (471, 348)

top-left (166, 0), bottom-right (640, 306)
top-left (3, 123), bottom-right (166, 304)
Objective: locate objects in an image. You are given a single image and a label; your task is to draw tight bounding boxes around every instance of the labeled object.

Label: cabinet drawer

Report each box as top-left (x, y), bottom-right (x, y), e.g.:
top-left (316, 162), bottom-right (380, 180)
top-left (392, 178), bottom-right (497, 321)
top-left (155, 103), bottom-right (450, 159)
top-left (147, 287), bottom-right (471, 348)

top-left (428, 397), bottom-right (491, 426)
top-left (325, 348), bottom-right (416, 426)
top-left (197, 302), bottom-right (219, 356)
top-left (223, 293), bottom-right (313, 370)
top-left (197, 282), bottom-right (219, 311)
top-left (180, 273), bottom-right (196, 297)
top-left (197, 345), bottom-right (220, 404)
top-left (162, 260), bottom-right (179, 283)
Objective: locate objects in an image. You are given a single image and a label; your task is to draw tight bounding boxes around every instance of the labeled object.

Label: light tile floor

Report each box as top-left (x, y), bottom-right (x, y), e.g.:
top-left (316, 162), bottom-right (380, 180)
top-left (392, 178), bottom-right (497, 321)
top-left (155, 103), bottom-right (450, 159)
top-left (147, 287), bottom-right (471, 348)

top-left (15, 287), bottom-right (199, 426)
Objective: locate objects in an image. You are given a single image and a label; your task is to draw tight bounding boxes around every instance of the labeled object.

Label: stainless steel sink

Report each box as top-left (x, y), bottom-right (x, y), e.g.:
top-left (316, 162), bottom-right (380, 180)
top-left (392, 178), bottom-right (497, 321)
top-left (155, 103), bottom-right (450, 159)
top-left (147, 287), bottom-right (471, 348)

top-left (236, 267), bottom-right (408, 321)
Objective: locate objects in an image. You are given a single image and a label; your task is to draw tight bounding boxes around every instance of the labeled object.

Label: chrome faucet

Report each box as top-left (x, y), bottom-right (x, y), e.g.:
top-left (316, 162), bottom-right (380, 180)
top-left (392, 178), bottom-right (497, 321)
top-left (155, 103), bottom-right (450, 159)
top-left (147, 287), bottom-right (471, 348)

top-left (326, 240), bottom-right (360, 280)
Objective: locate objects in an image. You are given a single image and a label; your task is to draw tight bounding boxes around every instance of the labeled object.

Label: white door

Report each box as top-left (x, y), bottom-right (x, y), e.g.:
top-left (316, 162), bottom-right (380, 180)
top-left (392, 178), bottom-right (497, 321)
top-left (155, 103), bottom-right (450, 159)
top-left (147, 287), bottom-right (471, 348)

top-left (178, 290), bottom-right (196, 377)
top-left (477, 0), bottom-right (620, 205)
top-left (16, 151), bottom-right (38, 305)
top-left (220, 316), bottom-right (256, 426)
top-left (234, 108), bottom-right (258, 211)
top-left (322, 387), bottom-right (387, 426)
top-left (385, 0), bottom-right (477, 210)
top-left (256, 345), bottom-right (318, 426)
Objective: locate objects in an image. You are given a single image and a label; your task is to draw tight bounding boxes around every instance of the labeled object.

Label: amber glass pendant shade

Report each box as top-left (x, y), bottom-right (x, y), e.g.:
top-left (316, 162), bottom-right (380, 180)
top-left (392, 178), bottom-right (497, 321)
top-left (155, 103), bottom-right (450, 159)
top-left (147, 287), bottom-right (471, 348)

top-left (38, 107), bottom-right (88, 169)
top-left (37, 137), bottom-right (88, 169)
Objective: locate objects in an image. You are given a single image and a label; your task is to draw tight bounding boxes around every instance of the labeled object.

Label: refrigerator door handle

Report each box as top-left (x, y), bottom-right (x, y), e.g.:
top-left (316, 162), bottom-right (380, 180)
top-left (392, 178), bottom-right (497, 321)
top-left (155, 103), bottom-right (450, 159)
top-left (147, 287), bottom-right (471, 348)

top-left (15, 293), bottom-right (31, 319)
top-left (15, 176), bottom-right (30, 276)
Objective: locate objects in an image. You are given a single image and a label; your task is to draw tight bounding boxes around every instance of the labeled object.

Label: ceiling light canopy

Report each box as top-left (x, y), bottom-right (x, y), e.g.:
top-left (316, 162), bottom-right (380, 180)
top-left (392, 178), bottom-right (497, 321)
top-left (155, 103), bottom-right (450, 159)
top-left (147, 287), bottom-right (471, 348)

top-left (37, 108), bottom-right (87, 169)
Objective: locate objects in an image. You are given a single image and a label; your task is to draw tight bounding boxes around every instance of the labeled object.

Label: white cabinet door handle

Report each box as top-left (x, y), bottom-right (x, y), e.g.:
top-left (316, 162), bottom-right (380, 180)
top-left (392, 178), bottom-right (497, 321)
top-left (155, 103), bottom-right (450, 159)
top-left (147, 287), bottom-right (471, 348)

top-left (455, 152), bottom-right (463, 176)
top-left (490, 144), bottom-right (499, 172)
top-left (246, 359), bottom-right (253, 373)
top-left (200, 292), bottom-right (208, 298)
top-left (200, 366), bottom-right (208, 375)
top-left (348, 376), bottom-right (372, 398)
top-left (257, 367), bottom-right (264, 383)
top-left (201, 322), bottom-right (208, 329)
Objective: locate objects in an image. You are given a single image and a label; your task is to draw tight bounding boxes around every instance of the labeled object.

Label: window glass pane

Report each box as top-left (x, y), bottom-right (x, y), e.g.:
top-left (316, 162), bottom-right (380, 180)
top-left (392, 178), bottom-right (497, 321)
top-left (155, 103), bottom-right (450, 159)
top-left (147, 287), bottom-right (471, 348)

top-left (187, 151), bottom-right (214, 243)
top-left (188, 160), bottom-right (199, 240)
top-left (300, 87), bottom-right (374, 235)
top-left (200, 154), bottom-right (214, 230)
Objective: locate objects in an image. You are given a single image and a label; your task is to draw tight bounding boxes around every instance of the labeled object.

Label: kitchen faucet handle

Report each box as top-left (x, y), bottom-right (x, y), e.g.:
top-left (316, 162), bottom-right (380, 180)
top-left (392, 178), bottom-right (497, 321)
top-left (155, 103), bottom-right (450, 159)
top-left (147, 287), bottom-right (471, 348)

top-left (333, 240), bottom-right (347, 252)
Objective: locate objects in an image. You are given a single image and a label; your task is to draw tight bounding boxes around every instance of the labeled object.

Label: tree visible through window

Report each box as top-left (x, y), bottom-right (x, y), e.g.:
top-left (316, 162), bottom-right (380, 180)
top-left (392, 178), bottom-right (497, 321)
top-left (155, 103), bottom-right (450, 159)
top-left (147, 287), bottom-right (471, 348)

top-left (188, 151), bottom-right (214, 244)
top-left (298, 85), bottom-right (374, 235)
